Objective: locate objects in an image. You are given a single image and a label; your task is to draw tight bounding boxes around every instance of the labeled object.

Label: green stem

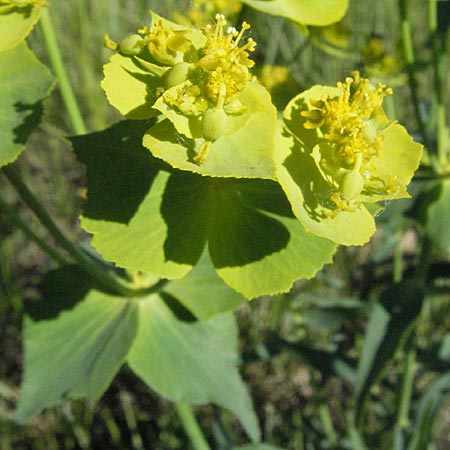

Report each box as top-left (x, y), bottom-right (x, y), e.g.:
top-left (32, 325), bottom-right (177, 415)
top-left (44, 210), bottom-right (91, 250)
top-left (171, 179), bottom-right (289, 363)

top-left (395, 344), bottom-right (416, 429)
top-left (429, 0), bottom-right (448, 167)
top-left (393, 239), bottom-right (403, 284)
top-left (39, 7), bottom-right (87, 135)
top-left (2, 166), bottom-right (135, 297)
top-left (0, 195), bottom-right (68, 266)
top-left (318, 403), bottom-right (338, 446)
top-left (345, 411), bottom-right (367, 450)
top-left (119, 391), bottom-right (145, 450)
top-left (174, 403), bottom-right (211, 450)
top-left (399, 0), bottom-right (432, 153)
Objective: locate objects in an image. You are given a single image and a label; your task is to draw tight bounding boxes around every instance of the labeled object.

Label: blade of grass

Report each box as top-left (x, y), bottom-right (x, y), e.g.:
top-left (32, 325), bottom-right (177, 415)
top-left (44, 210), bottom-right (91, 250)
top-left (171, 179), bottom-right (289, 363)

top-left (174, 403), bottom-right (212, 450)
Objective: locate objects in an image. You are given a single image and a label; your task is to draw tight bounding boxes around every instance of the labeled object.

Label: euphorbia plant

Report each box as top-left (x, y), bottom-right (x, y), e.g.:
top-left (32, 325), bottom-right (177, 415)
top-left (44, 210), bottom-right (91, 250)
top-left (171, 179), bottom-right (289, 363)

top-left (2, 1), bottom-right (442, 449)
top-left (91, 11), bottom-right (421, 299)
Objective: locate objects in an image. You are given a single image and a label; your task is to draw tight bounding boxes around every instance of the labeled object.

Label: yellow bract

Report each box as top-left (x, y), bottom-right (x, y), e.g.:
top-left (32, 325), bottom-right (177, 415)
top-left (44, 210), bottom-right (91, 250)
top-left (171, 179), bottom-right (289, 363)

top-left (300, 72), bottom-right (396, 215)
top-left (0, 0), bottom-right (45, 14)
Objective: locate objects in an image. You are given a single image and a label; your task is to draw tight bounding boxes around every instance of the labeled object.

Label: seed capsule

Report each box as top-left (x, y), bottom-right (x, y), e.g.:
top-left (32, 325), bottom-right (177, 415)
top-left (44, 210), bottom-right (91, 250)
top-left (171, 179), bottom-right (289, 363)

top-left (201, 107), bottom-right (227, 142)
top-left (163, 62), bottom-right (191, 89)
top-left (119, 34), bottom-right (145, 56)
top-left (339, 169), bottom-right (365, 200)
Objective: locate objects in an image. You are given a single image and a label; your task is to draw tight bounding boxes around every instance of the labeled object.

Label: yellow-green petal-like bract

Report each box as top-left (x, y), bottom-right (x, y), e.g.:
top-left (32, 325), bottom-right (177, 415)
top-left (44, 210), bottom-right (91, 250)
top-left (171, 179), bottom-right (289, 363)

top-left (241, 0), bottom-right (349, 26)
top-left (276, 76), bottom-right (423, 246)
top-left (0, 1), bottom-right (45, 52)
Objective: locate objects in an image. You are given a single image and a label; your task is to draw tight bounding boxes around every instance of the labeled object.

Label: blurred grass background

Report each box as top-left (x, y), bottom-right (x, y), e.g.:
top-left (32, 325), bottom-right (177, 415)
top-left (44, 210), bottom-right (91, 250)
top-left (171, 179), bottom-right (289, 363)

top-left (0, 0), bottom-right (449, 449)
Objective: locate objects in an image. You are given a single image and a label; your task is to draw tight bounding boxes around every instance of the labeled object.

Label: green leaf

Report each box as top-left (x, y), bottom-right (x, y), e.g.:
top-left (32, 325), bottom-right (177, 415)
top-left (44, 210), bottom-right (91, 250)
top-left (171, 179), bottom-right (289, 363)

top-left (127, 296), bottom-right (260, 442)
top-left (275, 121), bottom-right (376, 245)
top-left (0, 42), bottom-right (54, 167)
top-left (81, 170), bottom-right (199, 280)
top-left (427, 179), bottom-right (450, 253)
top-left (70, 119), bottom-right (163, 224)
top-left (164, 251), bottom-right (246, 320)
top-left (407, 372), bottom-right (450, 450)
top-left (15, 266), bottom-right (139, 423)
top-left (241, 0), bottom-right (349, 26)
top-left (208, 181), bottom-right (337, 297)
top-left (358, 124), bottom-right (423, 204)
top-left (354, 280), bottom-right (424, 426)
top-left (0, 3), bottom-right (43, 52)
top-left (146, 82), bottom-right (277, 179)
top-left (231, 445), bottom-right (286, 450)
top-left (77, 129), bottom-right (336, 298)
top-left (101, 53), bottom-right (166, 119)
top-left (74, 123), bottom-right (335, 298)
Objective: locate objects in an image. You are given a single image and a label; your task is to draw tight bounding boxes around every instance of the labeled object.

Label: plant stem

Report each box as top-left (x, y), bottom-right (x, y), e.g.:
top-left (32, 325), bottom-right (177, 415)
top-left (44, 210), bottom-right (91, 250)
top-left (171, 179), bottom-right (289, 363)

top-left (119, 391), bottom-right (145, 450)
top-left (2, 165), bottom-right (135, 297)
top-left (345, 411), bottom-right (367, 450)
top-left (39, 7), bottom-right (87, 135)
top-left (393, 237), bottom-right (404, 284)
top-left (429, 0), bottom-right (448, 168)
top-left (396, 344), bottom-right (416, 429)
top-left (318, 403), bottom-right (338, 446)
top-left (0, 195), bottom-right (68, 266)
top-left (174, 403), bottom-right (211, 450)
top-left (398, 0), bottom-right (432, 152)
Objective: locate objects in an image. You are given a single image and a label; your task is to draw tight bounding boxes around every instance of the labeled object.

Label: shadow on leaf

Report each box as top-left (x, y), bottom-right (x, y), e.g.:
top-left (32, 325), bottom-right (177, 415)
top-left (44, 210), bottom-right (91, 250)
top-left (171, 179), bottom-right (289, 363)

top-left (123, 68), bottom-right (162, 119)
top-left (71, 120), bottom-right (164, 224)
top-left (160, 174), bottom-right (291, 268)
top-left (282, 135), bottom-right (331, 222)
top-left (26, 265), bottom-right (98, 321)
top-left (13, 101), bottom-right (43, 145)
top-left (208, 179), bottom-right (291, 268)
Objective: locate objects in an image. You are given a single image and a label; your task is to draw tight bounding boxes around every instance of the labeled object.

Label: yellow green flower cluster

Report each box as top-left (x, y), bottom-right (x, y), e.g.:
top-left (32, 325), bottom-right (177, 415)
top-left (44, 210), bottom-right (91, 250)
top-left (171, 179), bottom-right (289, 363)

top-left (299, 72), bottom-right (398, 216)
top-left (104, 12), bottom-right (259, 165)
top-left (102, 10), bottom-right (422, 247)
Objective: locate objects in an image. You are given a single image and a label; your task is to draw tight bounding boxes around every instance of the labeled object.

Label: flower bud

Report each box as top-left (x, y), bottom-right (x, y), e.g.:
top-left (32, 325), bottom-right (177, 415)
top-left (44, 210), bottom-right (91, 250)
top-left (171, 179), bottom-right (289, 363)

top-left (119, 34), bottom-right (145, 56)
top-left (201, 107), bottom-right (227, 142)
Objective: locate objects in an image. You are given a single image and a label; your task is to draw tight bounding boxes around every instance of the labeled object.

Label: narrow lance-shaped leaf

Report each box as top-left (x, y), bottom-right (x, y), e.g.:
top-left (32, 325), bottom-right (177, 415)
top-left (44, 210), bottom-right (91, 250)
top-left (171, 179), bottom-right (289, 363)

top-left (354, 280), bottom-right (424, 426)
top-left (426, 179), bottom-right (450, 253)
top-left (407, 372), bottom-right (450, 450)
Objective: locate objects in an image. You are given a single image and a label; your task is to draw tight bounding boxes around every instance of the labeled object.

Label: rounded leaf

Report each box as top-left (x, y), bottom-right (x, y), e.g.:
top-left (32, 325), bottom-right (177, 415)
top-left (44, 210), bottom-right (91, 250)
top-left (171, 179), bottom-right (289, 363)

top-left (0, 42), bottom-right (54, 167)
top-left (241, 0), bottom-right (349, 26)
top-left (128, 298), bottom-right (260, 441)
top-left (74, 123), bottom-right (336, 298)
top-left (101, 53), bottom-right (166, 119)
top-left (275, 122), bottom-right (376, 245)
top-left (0, 2), bottom-right (44, 52)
